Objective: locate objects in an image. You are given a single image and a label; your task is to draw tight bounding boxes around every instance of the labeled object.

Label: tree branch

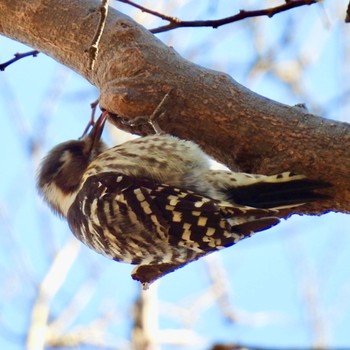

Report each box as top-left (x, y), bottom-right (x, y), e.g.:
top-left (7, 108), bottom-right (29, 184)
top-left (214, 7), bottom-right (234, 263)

top-left (0, 0), bottom-right (348, 214)
top-left (116, 0), bottom-right (320, 33)
top-left (26, 240), bottom-right (80, 350)
top-left (0, 50), bottom-right (39, 71)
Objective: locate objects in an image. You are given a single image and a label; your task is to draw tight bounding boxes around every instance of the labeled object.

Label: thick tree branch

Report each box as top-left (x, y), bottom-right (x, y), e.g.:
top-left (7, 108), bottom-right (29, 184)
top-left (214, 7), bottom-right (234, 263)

top-left (0, 0), bottom-right (349, 214)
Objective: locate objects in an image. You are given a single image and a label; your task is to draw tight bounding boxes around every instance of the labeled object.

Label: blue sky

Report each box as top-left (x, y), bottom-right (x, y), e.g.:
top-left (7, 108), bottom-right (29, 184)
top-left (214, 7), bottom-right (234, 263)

top-left (0, 1), bottom-right (349, 349)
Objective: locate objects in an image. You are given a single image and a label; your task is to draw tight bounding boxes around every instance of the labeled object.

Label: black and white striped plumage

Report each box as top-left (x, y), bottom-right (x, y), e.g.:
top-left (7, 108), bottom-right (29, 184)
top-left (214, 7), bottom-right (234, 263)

top-left (37, 112), bottom-right (328, 284)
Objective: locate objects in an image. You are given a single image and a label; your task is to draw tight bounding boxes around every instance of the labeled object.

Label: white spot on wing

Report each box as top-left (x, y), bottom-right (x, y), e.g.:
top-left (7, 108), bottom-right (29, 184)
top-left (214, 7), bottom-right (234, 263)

top-left (197, 216), bottom-right (208, 226)
top-left (172, 211), bottom-right (182, 222)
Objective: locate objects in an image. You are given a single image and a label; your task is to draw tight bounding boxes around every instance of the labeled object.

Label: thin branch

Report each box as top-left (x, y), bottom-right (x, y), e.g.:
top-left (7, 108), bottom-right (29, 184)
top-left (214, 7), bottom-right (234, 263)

top-left (48, 279), bottom-right (97, 334)
top-left (132, 285), bottom-right (160, 350)
top-left (26, 240), bottom-right (80, 350)
top-left (47, 314), bottom-right (119, 349)
top-left (204, 255), bottom-right (238, 323)
top-left (86, 0), bottom-right (109, 70)
top-left (115, 0), bottom-right (320, 34)
top-left (0, 50), bottom-right (39, 71)
top-left (115, 0), bottom-right (177, 23)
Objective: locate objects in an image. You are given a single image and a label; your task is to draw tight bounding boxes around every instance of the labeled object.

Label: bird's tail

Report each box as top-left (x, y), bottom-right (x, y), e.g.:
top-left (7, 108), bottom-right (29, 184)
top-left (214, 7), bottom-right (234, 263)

top-left (205, 170), bottom-right (330, 209)
top-left (225, 175), bottom-right (330, 209)
top-left (211, 171), bottom-right (331, 236)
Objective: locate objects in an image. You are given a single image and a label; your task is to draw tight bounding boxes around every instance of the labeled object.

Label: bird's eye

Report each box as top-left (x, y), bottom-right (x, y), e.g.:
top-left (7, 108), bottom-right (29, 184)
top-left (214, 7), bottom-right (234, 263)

top-left (66, 144), bottom-right (85, 156)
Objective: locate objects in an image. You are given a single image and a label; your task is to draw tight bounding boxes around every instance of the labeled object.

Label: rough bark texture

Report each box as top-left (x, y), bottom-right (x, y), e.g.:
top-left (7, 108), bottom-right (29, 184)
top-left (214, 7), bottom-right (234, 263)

top-left (0, 0), bottom-right (349, 214)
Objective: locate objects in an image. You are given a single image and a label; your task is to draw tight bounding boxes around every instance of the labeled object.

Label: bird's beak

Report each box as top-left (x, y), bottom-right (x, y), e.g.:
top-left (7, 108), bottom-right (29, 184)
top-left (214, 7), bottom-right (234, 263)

top-left (88, 111), bottom-right (108, 152)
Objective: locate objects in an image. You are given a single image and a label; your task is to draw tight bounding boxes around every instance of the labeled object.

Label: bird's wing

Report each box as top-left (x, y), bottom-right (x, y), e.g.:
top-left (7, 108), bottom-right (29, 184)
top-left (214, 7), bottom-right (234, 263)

top-left (68, 172), bottom-right (281, 256)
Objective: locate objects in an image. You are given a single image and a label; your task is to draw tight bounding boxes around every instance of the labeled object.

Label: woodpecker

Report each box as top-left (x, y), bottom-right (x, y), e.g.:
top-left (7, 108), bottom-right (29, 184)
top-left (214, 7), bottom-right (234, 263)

top-left (37, 112), bottom-right (328, 285)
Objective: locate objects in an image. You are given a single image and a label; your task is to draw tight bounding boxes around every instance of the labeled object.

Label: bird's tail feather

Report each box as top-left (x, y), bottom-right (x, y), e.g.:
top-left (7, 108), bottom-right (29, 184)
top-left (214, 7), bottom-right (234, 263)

top-left (225, 177), bottom-right (330, 209)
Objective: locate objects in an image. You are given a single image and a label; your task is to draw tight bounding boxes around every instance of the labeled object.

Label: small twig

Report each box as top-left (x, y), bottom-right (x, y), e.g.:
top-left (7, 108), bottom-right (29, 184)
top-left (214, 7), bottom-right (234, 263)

top-left (0, 50), bottom-right (39, 71)
top-left (204, 255), bottom-right (238, 323)
top-left (121, 89), bottom-right (173, 135)
top-left (147, 89), bottom-right (172, 134)
top-left (86, 0), bottom-right (109, 70)
top-left (115, 0), bottom-right (320, 34)
top-left (116, 0), bottom-right (179, 23)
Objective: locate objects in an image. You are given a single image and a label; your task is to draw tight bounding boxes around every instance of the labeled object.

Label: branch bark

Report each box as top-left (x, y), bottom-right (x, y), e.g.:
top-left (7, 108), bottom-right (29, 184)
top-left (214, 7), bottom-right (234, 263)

top-left (0, 0), bottom-right (349, 214)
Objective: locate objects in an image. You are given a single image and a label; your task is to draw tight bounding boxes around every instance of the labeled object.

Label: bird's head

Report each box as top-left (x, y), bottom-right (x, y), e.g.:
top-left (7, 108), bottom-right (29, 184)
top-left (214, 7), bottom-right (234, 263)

top-left (37, 112), bottom-right (108, 217)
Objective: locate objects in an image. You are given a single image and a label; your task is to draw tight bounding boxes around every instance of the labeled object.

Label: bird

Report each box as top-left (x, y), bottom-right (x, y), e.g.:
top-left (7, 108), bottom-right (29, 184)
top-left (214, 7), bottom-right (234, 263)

top-left (37, 111), bottom-right (329, 285)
